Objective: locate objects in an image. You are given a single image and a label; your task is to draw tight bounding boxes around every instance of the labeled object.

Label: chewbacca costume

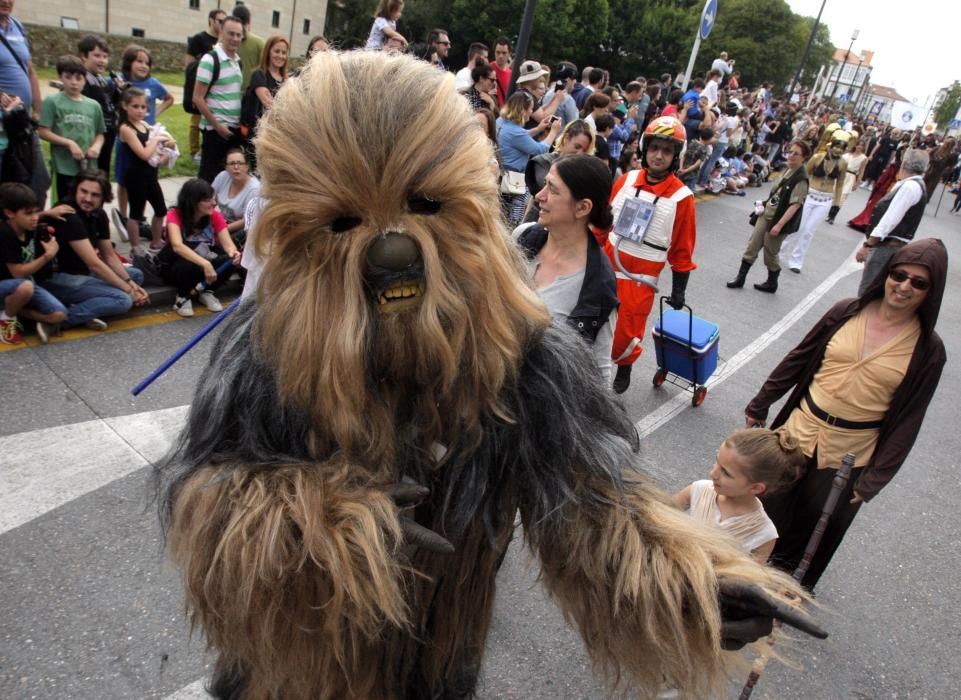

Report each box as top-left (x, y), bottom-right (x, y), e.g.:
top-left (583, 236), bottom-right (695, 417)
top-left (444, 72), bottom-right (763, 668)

top-left (156, 52), bottom-right (823, 699)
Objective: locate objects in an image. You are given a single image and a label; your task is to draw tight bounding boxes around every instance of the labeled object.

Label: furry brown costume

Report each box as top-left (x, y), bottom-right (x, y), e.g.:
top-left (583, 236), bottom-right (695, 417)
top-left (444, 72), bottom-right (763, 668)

top-left (156, 51), bottom-right (821, 700)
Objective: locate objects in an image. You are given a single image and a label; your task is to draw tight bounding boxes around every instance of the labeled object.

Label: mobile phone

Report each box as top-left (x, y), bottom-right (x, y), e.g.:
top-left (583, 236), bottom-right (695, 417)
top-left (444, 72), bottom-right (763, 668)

top-left (549, 115), bottom-right (561, 124)
top-left (555, 80), bottom-right (564, 92)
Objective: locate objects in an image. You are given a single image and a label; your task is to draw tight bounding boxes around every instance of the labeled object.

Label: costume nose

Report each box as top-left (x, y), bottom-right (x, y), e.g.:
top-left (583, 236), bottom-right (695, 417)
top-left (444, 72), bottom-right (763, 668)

top-left (366, 232), bottom-right (421, 272)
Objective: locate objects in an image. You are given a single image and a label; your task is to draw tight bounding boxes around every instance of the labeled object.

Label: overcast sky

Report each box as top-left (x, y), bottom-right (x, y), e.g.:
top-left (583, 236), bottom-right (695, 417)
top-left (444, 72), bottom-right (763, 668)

top-left (784, 0), bottom-right (957, 105)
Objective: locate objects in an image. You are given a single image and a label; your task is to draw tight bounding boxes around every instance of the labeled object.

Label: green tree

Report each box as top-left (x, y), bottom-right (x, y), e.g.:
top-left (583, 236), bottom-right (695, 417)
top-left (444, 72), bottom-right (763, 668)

top-left (934, 81), bottom-right (961, 130)
top-left (699, 0), bottom-right (802, 87)
top-left (598, 0), bottom-right (699, 84)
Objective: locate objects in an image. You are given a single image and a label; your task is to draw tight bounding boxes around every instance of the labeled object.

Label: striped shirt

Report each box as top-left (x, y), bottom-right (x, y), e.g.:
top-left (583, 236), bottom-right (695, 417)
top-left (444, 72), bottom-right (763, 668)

top-left (196, 44), bottom-right (242, 130)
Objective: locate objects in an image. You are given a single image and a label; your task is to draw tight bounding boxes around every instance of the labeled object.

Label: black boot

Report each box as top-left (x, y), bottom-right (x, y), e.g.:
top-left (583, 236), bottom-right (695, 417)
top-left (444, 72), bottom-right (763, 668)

top-left (726, 260), bottom-right (752, 288)
top-left (753, 269), bottom-right (780, 293)
top-left (826, 205), bottom-right (840, 224)
top-left (613, 364), bottom-right (632, 394)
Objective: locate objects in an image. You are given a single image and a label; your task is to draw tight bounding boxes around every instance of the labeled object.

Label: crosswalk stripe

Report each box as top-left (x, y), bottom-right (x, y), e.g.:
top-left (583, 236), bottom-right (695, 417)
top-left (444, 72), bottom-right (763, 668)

top-left (0, 405), bottom-right (188, 536)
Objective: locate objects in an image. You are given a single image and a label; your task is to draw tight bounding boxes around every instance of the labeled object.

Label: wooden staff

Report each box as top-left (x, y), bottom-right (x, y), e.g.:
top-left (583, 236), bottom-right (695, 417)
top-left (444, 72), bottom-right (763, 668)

top-left (738, 452), bottom-right (856, 699)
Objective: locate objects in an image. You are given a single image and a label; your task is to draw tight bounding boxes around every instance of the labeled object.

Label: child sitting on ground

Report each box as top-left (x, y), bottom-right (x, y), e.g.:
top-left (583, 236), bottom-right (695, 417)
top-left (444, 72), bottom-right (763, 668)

top-left (673, 427), bottom-right (805, 564)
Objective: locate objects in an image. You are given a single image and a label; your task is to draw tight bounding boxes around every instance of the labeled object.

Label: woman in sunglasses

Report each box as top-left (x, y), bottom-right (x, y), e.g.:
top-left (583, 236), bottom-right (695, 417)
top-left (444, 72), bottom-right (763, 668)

top-left (742, 237), bottom-right (947, 591)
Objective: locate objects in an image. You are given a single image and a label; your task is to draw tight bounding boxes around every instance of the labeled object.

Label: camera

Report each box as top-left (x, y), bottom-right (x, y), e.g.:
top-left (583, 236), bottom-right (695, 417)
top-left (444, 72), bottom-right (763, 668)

top-left (35, 224), bottom-right (54, 243)
top-left (555, 80), bottom-right (565, 93)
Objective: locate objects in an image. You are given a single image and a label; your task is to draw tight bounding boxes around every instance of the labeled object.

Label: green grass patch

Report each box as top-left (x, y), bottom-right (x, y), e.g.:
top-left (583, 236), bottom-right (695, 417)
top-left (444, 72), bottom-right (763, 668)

top-left (36, 67), bottom-right (197, 179)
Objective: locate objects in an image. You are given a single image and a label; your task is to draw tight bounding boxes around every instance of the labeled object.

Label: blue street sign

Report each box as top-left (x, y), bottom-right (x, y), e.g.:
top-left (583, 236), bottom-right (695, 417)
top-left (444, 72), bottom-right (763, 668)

top-left (949, 119), bottom-right (961, 129)
top-left (700, 0), bottom-right (717, 40)
top-left (838, 94), bottom-right (850, 104)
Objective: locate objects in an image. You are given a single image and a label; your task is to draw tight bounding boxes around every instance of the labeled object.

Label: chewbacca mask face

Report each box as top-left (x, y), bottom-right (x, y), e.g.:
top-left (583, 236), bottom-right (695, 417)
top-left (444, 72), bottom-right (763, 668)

top-left (251, 51), bottom-right (549, 462)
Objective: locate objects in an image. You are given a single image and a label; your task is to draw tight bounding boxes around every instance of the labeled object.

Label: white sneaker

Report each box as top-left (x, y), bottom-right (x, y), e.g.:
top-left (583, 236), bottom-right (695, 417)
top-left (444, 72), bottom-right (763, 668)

top-left (174, 296), bottom-right (194, 317)
top-left (129, 245), bottom-right (145, 259)
top-left (198, 290), bottom-right (223, 312)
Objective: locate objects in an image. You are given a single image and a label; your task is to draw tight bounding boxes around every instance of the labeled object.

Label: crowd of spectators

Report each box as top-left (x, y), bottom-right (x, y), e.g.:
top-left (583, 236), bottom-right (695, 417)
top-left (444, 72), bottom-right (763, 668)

top-left (0, 0), bottom-right (959, 347)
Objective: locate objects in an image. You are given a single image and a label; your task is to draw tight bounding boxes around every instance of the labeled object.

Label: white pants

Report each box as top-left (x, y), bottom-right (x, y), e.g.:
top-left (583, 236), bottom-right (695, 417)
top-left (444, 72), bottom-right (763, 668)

top-left (780, 190), bottom-right (832, 270)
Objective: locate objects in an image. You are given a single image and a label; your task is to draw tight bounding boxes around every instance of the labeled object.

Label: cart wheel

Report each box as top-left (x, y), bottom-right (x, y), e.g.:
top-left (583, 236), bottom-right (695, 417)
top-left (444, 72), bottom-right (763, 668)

top-left (692, 386), bottom-right (707, 407)
top-left (652, 368), bottom-right (667, 387)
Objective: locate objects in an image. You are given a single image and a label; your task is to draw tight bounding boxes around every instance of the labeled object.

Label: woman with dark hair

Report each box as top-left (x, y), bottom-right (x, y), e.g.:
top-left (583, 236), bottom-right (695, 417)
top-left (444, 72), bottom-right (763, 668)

top-left (212, 146), bottom-right (261, 246)
top-left (160, 178), bottom-right (240, 316)
top-left (726, 140), bottom-right (811, 293)
top-left (745, 238), bottom-right (947, 590)
top-left (513, 154), bottom-right (619, 381)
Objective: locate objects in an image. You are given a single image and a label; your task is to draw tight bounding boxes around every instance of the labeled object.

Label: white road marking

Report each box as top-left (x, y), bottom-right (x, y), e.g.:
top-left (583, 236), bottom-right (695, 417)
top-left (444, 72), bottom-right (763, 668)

top-left (634, 246), bottom-right (861, 439)
top-left (163, 679), bottom-right (209, 699)
top-left (0, 405), bottom-right (187, 536)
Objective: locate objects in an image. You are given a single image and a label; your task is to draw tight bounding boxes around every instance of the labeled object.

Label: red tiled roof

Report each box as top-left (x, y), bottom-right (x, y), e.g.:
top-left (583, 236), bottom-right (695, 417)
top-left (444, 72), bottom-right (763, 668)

top-left (869, 84), bottom-right (909, 102)
top-left (832, 48), bottom-right (873, 66)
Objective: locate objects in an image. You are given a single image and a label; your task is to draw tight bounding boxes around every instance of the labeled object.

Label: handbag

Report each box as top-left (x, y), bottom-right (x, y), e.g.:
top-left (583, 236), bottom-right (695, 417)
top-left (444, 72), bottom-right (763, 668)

top-left (499, 170), bottom-right (527, 196)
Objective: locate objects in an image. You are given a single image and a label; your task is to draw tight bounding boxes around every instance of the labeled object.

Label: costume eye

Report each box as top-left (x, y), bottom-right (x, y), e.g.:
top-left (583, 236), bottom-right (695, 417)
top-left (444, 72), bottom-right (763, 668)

top-left (407, 196), bottom-right (442, 215)
top-left (329, 216), bottom-right (363, 233)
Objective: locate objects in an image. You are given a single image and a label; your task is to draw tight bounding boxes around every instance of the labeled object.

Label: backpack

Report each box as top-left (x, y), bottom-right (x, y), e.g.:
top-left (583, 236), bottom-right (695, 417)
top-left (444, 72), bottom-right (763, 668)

top-left (1, 107), bottom-right (35, 185)
top-left (183, 51), bottom-right (220, 114)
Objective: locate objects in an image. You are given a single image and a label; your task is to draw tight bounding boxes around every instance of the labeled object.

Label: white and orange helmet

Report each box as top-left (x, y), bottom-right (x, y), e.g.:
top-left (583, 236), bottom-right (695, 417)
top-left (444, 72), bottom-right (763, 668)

top-left (640, 115), bottom-right (687, 172)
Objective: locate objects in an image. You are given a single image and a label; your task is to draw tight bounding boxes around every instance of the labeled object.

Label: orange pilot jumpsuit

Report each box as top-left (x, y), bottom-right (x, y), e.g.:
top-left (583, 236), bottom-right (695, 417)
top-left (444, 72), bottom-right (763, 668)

top-left (595, 169), bottom-right (697, 367)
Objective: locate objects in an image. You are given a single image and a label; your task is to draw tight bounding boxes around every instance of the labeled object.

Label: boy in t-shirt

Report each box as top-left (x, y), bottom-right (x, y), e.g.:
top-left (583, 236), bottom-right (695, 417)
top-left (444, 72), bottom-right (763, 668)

top-left (38, 55), bottom-right (105, 202)
top-left (78, 34), bottom-right (122, 178)
top-left (0, 183), bottom-right (68, 343)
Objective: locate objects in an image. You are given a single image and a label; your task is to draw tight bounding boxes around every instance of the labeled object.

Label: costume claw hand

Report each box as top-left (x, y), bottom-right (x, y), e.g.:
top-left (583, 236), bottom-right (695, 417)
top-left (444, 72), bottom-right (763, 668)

top-left (387, 481), bottom-right (454, 554)
top-left (718, 578), bottom-right (827, 650)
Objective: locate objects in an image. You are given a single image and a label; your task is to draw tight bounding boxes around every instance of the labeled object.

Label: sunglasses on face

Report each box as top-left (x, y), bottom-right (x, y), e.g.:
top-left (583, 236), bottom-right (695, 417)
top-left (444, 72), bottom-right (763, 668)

top-left (888, 268), bottom-right (930, 290)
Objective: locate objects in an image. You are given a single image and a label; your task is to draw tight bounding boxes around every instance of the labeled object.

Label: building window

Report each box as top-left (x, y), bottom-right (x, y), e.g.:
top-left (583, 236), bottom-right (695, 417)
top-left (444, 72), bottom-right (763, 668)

top-left (272, 11), bottom-right (280, 28)
top-left (60, 17), bottom-right (80, 30)
top-left (132, 28), bottom-right (145, 37)
top-left (189, 0), bottom-right (200, 9)
top-left (303, 18), bottom-right (311, 35)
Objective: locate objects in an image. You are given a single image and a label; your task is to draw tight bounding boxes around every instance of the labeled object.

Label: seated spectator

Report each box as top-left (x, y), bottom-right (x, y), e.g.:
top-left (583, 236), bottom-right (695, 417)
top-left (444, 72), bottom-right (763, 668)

top-left (721, 147), bottom-right (751, 194)
top-left (159, 178), bottom-right (241, 317)
top-left (41, 170), bottom-right (149, 331)
top-left (0, 184), bottom-right (68, 343)
top-left (212, 146), bottom-right (261, 246)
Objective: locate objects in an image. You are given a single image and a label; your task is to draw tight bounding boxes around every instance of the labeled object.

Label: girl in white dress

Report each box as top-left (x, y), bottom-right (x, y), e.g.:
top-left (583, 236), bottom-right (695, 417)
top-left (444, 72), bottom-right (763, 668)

top-left (673, 428), bottom-right (805, 563)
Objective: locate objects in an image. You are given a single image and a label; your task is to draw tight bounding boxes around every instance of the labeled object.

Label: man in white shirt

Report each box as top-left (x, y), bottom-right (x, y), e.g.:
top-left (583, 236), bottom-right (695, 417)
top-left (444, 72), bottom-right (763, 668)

top-left (855, 148), bottom-right (930, 294)
top-left (454, 42), bottom-right (488, 90)
top-left (711, 52), bottom-right (734, 81)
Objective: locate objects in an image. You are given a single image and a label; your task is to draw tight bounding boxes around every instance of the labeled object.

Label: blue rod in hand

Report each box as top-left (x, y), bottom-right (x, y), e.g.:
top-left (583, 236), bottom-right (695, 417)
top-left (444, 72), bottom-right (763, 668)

top-left (174, 258), bottom-right (235, 309)
top-left (132, 297), bottom-right (241, 396)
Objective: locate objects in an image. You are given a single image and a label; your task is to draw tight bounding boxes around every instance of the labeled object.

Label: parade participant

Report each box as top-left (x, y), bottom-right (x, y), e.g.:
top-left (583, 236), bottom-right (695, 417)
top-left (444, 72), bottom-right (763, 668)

top-left (726, 140), bottom-right (810, 293)
top-left (847, 139), bottom-right (907, 232)
top-left (673, 427), bottom-right (805, 563)
top-left (745, 238), bottom-right (947, 590)
top-left (514, 154), bottom-right (618, 382)
top-left (827, 141), bottom-right (867, 224)
top-left (778, 127), bottom-right (853, 273)
top-left (156, 51), bottom-right (824, 700)
top-left (596, 115), bottom-right (696, 394)
top-left (854, 148), bottom-right (929, 295)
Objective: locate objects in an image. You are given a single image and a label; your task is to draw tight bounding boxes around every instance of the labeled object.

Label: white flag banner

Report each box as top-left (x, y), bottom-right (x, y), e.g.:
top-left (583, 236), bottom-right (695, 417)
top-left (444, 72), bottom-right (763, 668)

top-left (890, 101), bottom-right (923, 129)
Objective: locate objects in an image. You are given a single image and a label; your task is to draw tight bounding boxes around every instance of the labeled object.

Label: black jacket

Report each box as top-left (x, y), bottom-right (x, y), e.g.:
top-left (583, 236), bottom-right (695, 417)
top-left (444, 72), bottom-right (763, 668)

top-left (516, 224), bottom-right (618, 344)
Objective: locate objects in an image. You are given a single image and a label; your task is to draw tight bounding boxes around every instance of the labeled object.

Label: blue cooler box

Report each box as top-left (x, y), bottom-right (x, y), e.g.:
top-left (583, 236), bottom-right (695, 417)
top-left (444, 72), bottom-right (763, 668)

top-left (652, 310), bottom-right (720, 385)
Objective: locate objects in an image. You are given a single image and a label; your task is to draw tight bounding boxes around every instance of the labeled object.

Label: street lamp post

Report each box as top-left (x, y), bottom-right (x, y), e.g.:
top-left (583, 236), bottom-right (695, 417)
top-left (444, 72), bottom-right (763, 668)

top-left (827, 28), bottom-right (859, 101)
top-left (787, 0), bottom-right (827, 99)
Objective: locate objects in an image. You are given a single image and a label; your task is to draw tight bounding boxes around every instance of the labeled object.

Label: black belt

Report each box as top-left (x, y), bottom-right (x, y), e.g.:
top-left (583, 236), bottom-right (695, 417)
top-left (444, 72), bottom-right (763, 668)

top-left (803, 391), bottom-right (883, 430)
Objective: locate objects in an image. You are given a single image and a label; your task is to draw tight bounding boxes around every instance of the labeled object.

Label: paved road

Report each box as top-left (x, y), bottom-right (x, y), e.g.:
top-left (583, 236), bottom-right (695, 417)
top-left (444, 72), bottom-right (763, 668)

top-left (2, 184), bottom-right (959, 699)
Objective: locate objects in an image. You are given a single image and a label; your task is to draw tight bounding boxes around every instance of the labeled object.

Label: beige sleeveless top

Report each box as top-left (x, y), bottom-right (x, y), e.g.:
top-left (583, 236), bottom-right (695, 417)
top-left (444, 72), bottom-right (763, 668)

top-left (688, 480), bottom-right (778, 554)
